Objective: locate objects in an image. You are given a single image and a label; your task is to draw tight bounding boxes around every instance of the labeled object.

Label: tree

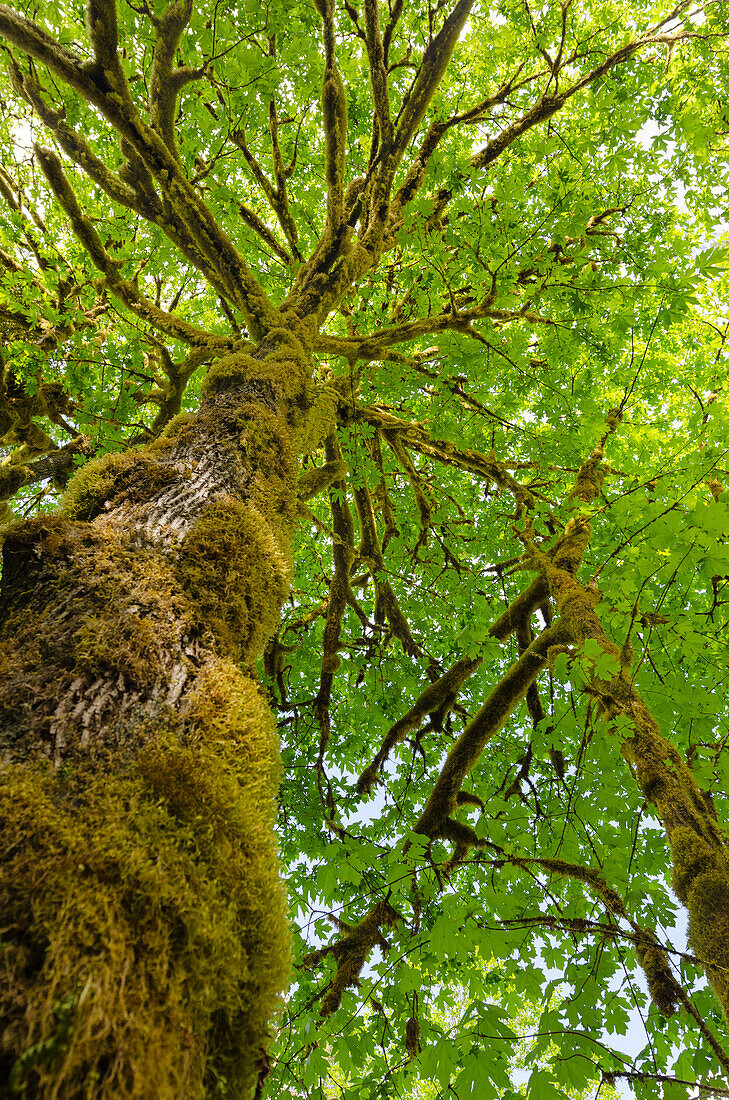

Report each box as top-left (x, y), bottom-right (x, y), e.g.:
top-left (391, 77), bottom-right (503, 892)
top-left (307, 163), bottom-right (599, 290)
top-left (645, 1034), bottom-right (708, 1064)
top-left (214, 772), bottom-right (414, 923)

top-left (0, 0), bottom-right (728, 1095)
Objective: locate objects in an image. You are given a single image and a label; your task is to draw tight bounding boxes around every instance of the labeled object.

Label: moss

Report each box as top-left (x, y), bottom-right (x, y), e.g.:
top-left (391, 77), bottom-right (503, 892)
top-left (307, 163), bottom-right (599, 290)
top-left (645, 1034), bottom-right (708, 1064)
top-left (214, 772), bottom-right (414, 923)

top-left (176, 496), bottom-right (291, 666)
top-left (201, 353), bottom-right (264, 399)
top-left (157, 411), bottom-right (196, 441)
top-left (687, 869), bottom-right (729, 1017)
top-left (59, 449), bottom-right (183, 523)
top-left (0, 462), bottom-right (31, 499)
top-left (71, 610), bottom-right (169, 689)
top-left (59, 450), bottom-right (138, 521)
top-left (0, 659), bottom-right (289, 1099)
top-left (295, 379), bottom-right (341, 456)
top-left (0, 328), bottom-right (310, 1093)
top-left (634, 942), bottom-right (681, 1016)
top-left (669, 825), bottom-right (729, 1018)
top-left (237, 404), bottom-right (297, 520)
top-left (670, 826), bottom-right (718, 904)
top-left (322, 67), bottom-right (347, 212)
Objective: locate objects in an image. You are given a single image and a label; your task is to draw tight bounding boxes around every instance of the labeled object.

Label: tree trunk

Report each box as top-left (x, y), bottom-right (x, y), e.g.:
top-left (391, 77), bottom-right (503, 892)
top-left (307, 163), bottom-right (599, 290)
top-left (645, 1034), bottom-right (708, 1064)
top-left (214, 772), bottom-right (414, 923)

top-left (0, 328), bottom-right (325, 1098)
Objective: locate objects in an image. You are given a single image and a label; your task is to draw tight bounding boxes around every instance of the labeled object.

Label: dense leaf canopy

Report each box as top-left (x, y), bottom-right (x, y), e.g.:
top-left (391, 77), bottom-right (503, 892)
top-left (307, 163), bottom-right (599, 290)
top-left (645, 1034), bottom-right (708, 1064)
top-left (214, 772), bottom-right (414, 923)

top-left (1, 0), bottom-right (729, 1096)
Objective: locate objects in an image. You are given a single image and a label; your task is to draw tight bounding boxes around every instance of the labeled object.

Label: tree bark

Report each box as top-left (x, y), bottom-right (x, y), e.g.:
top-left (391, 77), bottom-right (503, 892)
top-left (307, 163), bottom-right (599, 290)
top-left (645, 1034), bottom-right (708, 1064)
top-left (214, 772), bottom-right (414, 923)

top-left (0, 327), bottom-right (328, 1098)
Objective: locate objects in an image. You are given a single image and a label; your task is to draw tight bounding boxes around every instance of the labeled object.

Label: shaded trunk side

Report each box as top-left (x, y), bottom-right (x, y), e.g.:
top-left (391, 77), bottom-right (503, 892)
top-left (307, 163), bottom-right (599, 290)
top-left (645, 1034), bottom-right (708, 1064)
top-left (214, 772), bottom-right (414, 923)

top-left (0, 329), bottom-right (328, 1099)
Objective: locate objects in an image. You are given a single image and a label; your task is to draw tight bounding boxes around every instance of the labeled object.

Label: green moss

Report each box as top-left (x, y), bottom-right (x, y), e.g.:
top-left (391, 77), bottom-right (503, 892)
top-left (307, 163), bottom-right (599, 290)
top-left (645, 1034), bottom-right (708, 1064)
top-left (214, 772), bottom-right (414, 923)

top-left (0, 659), bottom-right (289, 1099)
top-left (0, 333), bottom-right (305, 1093)
top-left (0, 462), bottom-right (30, 499)
top-left (71, 610), bottom-right (168, 689)
top-left (176, 497), bottom-right (291, 666)
top-left (60, 449), bottom-right (184, 523)
top-left (59, 450), bottom-right (137, 521)
top-left (670, 825), bottom-right (729, 1019)
top-left (687, 869), bottom-right (729, 1016)
top-left (201, 353), bottom-right (263, 398)
top-left (158, 411), bottom-right (196, 441)
top-left (670, 826), bottom-right (718, 904)
top-left (634, 942), bottom-right (680, 1016)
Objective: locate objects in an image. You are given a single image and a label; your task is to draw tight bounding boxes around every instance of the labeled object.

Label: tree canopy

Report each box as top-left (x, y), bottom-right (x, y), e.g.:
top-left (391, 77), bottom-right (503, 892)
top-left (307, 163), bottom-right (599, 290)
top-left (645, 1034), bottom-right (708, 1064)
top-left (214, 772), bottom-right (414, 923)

top-left (1, 0), bottom-right (729, 1097)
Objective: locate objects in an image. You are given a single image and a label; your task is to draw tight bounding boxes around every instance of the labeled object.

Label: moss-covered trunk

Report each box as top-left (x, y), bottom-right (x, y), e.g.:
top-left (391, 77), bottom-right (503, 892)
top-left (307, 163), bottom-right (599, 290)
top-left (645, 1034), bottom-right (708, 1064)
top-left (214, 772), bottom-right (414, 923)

top-left (0, 328), bottom-right (324, 1099)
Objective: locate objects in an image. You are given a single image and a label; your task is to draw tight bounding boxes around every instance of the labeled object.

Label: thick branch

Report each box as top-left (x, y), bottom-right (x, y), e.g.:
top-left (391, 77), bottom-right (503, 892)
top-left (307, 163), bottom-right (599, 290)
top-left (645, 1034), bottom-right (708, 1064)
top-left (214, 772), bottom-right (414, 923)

top-left (414, 619), bottom-right (570, 837)
top-left (388, 0), bottom-right (474, 169)
top-left (313, 302), bottom-right (556, 360)
top-left (85, 0), bottom-right (134, 109)
top-left (149, 0), bottom-right (197, 156)
top-left (8, 57), bottom-right (159, 218)
top-left (356, 574), bottom-right (549, 792)
top-left (356, 404), bottom-right (537, 509)
top-left (390, 68), bottom-right (543, 218)
top-left (0, 437), bottom-right (92, 503)
top-left (363, 0), bottom-right (393, 147)
top-left (149, 0), bottom-right (193, 155)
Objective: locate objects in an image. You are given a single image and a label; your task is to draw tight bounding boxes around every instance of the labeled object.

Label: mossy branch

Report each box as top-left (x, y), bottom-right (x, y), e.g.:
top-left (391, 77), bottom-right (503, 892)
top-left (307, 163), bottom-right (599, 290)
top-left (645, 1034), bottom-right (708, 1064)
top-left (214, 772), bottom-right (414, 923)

top-left (7, 57), bottom-right (159, 220)
top-left (389, 67), bottom-right (543, 220)
top-left (415, 619), bottom-right (570, 838)
top-left (85, 0), bottom-right (133, 109)
top-left (34, 147), bottom-right (230, 350)
top-left (388, 0), bottom-right (474, 168)
top-left (421, 26), bottom-right (698, 235)
top-left (236, 200), bottom-right (295, 266)
top-left (9, 51), bottom-right (235, 310)
top-left (536, 425), bottom-right (729, 1027)
top-left (356, 575), bottom-right (550, 793)
top-left (381, 0), bottom-right (404, 66)
top-left (312, 302), bottom-right (558, 360)
top-left (358, 404), bottom-right (539, 509)
top-left (149, 0), bottom-right (200, 156)
top-left (363, 0), bottom-right (393, 148)
top-left (0, 4), bottom-right (132, 127)
top-left (0, 5), bottom-right (283, 338)
top-left (314, 0), bottom-right (348, 243)
top-left (0, 437), bottom-right (92, 509)
top-left (303, 897), bottom-right (400, 1017)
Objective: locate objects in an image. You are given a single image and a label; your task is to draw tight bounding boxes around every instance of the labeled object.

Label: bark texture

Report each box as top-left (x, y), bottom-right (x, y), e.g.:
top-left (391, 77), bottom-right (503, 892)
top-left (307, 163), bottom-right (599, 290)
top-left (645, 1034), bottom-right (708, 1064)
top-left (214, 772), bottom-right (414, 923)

top-left (0, 328), bottom-right (326, 1098)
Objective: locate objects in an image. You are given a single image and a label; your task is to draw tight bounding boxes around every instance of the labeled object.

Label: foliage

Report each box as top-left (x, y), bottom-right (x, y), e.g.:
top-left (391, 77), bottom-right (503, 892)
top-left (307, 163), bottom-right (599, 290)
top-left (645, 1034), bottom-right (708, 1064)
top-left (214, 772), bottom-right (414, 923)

top-left (1, 0), bottom-right (729, 1096)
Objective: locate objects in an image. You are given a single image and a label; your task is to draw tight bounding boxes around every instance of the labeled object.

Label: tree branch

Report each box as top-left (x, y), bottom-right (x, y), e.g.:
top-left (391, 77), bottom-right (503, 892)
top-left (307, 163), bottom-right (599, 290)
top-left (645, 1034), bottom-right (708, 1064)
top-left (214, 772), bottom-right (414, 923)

top-left (414, 619), bottom-right (571, 838)
top-left (363, 0), bottom-right (393, 148)
top-left (149, 0), bottom-right (202, 157)
top-left (232, 130), bottom-right (302, 260)
top-left (0, 4), bottom-right (283, 338)
top-left (35, 147), bottom-right (231, 349)
top-left (317, 0), bottom-right (348, 246)
top-left (356, 574), bottom-right (549, 792)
